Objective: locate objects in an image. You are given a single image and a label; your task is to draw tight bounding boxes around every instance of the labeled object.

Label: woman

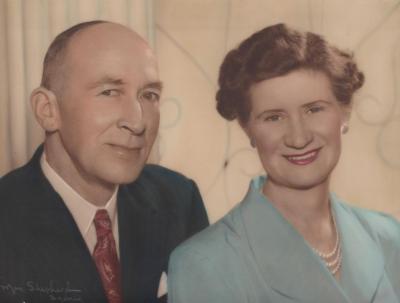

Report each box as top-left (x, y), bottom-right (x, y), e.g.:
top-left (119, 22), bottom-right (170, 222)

top-left (168, 24), bottom-right (400, 303)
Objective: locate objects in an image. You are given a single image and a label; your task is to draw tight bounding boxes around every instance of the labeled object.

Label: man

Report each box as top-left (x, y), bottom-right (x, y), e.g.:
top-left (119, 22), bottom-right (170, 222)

top-left (0, 21), bottom-right (208, 303)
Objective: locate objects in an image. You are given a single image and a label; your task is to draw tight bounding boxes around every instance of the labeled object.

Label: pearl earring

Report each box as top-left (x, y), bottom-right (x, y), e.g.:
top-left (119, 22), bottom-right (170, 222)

top-left (341, 124), bottom-right (349, 134)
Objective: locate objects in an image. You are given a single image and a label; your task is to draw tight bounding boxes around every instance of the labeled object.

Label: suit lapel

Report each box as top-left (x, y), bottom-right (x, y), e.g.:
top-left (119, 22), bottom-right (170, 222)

top-left (238, 177), bottom-right (350, 302)
top-left (22, 163), bottom-right (107, 302)
top-left (332, 196), bottom-right (386, 302)
top-left (118, 180), bottom-right (168, 302)
top-left (22, 146), bottom-right (169, 302)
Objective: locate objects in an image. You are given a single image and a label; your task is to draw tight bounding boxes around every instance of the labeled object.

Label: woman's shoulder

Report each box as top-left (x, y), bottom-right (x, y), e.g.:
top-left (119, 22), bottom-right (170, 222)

top-left (168, 204), bottom-right (251, 303)
top-left (335, 198), bottom-right (400, 248)
top-left (170, 205), bottom-right (245, 264)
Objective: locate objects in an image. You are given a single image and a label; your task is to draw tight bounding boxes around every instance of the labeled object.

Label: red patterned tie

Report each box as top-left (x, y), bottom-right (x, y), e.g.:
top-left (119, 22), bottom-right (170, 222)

top-left (93, 209), bottom-right (122, 303)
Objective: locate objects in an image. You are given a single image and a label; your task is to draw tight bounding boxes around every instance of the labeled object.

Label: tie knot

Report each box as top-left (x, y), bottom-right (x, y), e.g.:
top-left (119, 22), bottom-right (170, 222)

top-left (94, 209), bottom-right (112, 233)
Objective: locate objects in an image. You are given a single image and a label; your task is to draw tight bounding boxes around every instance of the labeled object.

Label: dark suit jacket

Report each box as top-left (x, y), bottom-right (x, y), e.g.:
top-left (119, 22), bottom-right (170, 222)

top-left (0, 146), bottom-right (209, 303)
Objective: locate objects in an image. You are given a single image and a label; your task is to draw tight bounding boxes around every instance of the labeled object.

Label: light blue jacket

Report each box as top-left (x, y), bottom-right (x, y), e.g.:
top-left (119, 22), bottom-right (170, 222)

top-left (168, 176), bottom-right (400, 303)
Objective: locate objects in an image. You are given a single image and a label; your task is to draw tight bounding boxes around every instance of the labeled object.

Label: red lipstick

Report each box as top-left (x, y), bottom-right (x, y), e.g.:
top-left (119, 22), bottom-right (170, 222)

top-left (284, 148), bottom-right (321, 165)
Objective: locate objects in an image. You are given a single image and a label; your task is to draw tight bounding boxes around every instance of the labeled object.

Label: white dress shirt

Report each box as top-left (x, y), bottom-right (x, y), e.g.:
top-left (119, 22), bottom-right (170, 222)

top-left (40, 152), bottom-right (120, 257)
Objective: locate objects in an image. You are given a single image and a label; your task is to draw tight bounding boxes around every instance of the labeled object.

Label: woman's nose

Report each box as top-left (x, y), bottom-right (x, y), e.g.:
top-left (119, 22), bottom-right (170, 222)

top-left (284, 117), bottom-right (313, 149)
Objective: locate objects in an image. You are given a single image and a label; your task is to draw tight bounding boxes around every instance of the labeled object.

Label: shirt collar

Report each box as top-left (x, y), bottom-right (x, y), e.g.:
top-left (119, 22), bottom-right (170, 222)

top-left (40, 152), bottom-right (119, 237)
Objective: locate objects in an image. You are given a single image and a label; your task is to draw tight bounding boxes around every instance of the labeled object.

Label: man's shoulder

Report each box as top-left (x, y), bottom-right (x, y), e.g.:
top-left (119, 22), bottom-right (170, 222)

top-left (130, 164), bottom-right (197, 192)
top-left (0, 162), bottom-right (41, 228)
top-left (0, 162), bottom-right (35, 196)
top-left (140, 164), bottom-right (192, 182)
top-left (0, 146), bottom-right (42, 196)
top-left (122, 164), bottom-right (201, 208)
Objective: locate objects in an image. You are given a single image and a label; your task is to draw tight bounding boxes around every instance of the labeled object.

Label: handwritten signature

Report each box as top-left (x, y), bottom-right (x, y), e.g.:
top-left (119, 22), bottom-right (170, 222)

top-left (0, 278), bottom-right (83, 302)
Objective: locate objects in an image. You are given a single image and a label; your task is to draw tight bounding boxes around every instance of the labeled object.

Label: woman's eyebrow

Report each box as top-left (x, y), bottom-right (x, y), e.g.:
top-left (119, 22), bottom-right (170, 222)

top-left (255, 108), bottom-right (284, 119)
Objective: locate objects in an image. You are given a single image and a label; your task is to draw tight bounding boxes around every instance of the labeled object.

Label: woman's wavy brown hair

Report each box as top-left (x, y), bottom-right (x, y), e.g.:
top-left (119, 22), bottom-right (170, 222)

top-left (216, 23), bottom-right (364, 123)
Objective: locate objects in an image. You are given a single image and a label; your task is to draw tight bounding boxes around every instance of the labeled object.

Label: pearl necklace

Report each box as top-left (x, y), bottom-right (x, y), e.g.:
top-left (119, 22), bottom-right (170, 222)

top-left (311, 211), bottom-right (342, 275)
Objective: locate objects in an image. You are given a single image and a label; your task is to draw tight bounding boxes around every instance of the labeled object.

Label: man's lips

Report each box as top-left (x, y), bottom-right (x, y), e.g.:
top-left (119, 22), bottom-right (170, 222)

top-left (109, 144), bottom-right (142, 149)
top-left (107, 143), bottom-right (144, 158)
top-left (283, 148), bottom-right (321, 165)
top-left (108, 140), bottom-right (145, 150)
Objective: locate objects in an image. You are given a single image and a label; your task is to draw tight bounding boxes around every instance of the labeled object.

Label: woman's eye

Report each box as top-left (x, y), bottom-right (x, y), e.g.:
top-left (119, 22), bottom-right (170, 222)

top-left (140, 91), bottom-right (160, 102)
top-left (264, 115), bottom-right (281, 122)
top-left (100, 89), bottom-right (120, 97)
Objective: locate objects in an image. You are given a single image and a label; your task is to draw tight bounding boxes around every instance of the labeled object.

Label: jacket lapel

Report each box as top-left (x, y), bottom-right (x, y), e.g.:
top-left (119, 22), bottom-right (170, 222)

top-left (118, 180), bottom-right (168, 302)
top-left (27, 207), bottom-right (106, 302)
top-left (238, 177), bottom-right (350, 302)
top-left (332, 195), bottom-right (387, 302)
top-left (22, 160), bottom-right (107, 302)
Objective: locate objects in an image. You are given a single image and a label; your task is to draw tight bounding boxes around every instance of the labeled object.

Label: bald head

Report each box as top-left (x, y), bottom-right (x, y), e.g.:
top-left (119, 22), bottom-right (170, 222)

top-left (41, 21), bottom-right (151, 96)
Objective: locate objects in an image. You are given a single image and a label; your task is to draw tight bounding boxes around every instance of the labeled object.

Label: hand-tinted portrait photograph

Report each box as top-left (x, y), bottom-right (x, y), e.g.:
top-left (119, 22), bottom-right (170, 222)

top-left (0, 1), bottom-right (399, 302)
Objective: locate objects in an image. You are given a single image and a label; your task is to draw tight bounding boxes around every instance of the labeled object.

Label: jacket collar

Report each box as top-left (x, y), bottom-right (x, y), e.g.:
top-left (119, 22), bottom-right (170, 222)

top-left (20, 146), bottom-right (108, 302)
top-left (237, 176), bottom-right (385, 302)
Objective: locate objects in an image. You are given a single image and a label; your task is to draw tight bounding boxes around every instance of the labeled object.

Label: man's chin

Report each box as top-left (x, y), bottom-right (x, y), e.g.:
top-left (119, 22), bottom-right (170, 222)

top-left (94, 162), bottom-right (144, 186)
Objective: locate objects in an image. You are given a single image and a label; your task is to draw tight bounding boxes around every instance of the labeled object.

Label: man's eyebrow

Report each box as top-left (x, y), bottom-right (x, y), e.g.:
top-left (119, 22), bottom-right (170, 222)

top-left (142, 81), bottom-right (163, 91)
top-left (87, 77), bottom-right (125, 89)
top-left (88, 78), bottom-right (163, 92)
top-left (301, 99), bottom-right (329, 108)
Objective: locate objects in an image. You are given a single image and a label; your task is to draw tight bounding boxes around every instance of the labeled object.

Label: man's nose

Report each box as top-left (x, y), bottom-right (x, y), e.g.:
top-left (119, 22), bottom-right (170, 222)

top-left (284, 116), bottom-right (313, 149)
top-left (118, 98), bottom-right (145, 135)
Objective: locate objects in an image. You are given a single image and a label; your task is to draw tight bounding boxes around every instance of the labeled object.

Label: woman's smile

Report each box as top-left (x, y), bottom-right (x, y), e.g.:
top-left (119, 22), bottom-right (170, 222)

top-left (284, 148), bottom-right (322, 165)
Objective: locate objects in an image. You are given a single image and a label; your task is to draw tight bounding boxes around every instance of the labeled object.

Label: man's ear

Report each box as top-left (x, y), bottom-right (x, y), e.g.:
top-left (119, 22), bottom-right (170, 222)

top-left (30, 87), bottom-right (60, 132)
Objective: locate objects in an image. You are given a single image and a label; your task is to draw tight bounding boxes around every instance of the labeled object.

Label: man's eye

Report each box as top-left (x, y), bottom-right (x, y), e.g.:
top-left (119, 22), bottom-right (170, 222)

top-left (100, 89), bottom-right (119, 97)
top-left (307, 106), bottom-right (324, 114)
top-left (140, 91), bottom-right (160, 102)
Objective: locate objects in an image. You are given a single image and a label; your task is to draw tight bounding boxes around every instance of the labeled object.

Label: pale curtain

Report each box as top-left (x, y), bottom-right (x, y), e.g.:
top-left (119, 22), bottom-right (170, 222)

top-left (0, 0), bottom-right (154, 173)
